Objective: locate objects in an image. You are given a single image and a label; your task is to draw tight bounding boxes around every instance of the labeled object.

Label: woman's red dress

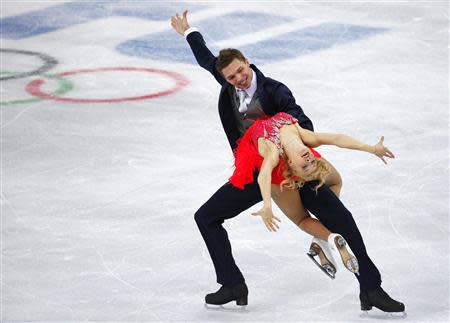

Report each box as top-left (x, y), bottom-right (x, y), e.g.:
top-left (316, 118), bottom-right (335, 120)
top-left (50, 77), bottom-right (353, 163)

top-left (229, 112), bottom-right (321, 189)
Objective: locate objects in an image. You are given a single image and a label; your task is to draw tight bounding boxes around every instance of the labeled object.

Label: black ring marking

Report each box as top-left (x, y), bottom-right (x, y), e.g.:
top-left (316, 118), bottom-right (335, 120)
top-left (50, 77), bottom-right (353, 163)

top-left (0, 49), bottom-right (58, 81)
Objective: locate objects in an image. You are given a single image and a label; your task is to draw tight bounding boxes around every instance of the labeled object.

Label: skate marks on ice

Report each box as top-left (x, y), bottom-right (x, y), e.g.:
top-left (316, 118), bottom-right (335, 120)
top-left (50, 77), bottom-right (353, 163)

top-left (204, 303), bottom-right (249, 313)
top-left (360, 309), bottom-right (407, 320)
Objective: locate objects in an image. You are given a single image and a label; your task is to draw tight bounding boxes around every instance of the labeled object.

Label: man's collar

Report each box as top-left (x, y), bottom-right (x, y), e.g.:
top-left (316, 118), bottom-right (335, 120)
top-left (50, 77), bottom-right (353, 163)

top-left (250, 64), bottom-right (265, 82)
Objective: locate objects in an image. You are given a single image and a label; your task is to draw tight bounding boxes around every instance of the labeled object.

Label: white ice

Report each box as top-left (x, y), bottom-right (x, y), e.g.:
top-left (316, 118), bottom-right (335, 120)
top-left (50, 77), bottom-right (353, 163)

top-left (1, 1), bottom-right (449, 322)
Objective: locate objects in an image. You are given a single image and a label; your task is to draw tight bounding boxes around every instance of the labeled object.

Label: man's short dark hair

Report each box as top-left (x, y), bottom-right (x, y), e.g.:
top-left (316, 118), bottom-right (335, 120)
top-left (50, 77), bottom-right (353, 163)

top-left (215, 48), bottom-right (247, 76)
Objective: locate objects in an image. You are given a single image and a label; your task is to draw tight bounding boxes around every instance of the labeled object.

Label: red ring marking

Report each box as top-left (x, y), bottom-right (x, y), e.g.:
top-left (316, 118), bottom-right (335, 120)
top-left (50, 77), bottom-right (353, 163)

top-left (26, 67), bottom-right (189, 103)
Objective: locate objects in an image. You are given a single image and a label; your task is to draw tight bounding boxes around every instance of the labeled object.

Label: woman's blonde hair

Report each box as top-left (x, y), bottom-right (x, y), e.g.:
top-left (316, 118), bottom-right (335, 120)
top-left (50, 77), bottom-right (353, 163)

top-left (279, 157), bottom-right (330, 191)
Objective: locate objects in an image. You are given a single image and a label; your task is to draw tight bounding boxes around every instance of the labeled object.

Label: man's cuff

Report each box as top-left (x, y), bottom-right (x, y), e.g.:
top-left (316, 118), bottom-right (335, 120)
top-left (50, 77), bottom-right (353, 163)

top-left (184, 27), bottom-right (199, 38)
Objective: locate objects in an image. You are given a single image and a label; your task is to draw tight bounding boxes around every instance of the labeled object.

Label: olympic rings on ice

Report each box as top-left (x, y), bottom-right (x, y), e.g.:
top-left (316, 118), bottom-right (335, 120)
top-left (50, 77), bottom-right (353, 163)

top-left (26, 67), bottom-right (189, 103)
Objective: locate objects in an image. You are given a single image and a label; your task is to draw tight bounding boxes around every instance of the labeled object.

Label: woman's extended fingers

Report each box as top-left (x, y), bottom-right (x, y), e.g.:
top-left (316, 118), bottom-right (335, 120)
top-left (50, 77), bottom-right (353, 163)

top-left (386, 147), bottom-right (395, 158)
top-left (264, 219), bottom-right (277, 232)
top-left (264, 220), bottom-right (274, 232)
top-left (265, 215), bottom-right (280, 232)
top-left (252, 210), bottom-right (281, 232)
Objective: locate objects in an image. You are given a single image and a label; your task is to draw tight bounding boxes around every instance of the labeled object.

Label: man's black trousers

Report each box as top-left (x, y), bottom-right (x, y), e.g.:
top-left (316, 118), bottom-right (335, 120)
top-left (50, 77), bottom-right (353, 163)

top-left (194, 180), bottom-right (382, 291)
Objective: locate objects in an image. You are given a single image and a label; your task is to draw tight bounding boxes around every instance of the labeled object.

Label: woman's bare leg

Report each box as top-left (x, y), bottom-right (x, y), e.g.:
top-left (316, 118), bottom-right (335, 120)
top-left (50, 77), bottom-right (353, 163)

top-left (271, 184), bottom-right (330, 240)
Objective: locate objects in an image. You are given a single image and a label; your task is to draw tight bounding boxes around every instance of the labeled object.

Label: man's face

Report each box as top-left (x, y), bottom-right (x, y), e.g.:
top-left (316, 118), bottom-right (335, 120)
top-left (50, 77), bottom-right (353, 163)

top-left (221, 58), bottom-right (253, 90)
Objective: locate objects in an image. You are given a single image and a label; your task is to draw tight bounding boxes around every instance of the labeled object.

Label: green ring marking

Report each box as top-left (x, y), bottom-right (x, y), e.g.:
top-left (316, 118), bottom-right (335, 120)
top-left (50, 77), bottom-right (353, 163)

top-left (0, 71), bottom-right (74, 106)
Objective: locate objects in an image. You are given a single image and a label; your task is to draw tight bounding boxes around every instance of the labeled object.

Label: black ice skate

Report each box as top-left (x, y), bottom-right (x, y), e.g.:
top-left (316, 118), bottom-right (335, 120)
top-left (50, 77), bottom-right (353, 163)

top-left (205, 282), bottom-right (248, 306)
top-left (307, 238), bottom-right (337, 279)
top-left (360, 286), bottom-right (406, 315)
top-left (328, 233), bottom-right (360, 275)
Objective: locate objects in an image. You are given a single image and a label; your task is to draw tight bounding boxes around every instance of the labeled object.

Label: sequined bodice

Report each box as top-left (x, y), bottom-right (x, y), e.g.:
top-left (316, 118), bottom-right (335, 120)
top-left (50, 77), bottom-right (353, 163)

top-left (251, 112), bottom-right (298, 156)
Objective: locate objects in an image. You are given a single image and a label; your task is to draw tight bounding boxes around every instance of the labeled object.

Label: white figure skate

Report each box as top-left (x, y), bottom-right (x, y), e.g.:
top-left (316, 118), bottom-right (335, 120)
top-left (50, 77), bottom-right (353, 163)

top-left (307, 237), bottom-right (337, 279)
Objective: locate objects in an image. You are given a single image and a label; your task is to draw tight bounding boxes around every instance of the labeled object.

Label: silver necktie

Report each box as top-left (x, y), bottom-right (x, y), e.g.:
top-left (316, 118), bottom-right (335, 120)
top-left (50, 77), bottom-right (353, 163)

top-left (238, 90), bottom-right (248, 114)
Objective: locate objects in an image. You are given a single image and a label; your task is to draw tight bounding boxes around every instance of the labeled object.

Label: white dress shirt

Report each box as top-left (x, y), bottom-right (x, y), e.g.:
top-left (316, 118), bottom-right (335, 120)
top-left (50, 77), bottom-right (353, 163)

top-left (236, 68), bottom-right (257, 107)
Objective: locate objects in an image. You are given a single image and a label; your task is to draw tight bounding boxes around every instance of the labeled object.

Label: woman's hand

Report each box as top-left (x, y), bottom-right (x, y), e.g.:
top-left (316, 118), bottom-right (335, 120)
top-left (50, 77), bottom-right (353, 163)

top-left (373, 136), bottom-right (395, 164)
top-left (252, 207), bottom-right (281, 232)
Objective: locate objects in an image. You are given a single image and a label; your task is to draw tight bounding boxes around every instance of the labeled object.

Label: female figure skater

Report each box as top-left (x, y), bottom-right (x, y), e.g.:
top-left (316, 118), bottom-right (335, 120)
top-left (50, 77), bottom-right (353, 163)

top-left (229, 112), bottom-right (394, 277)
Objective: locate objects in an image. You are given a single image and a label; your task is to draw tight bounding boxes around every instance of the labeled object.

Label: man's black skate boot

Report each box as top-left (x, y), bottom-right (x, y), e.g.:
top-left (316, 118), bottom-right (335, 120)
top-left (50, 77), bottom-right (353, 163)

top-left (360, 286), bottom-right (405, 313)
top-left (205, 282), bottom-right (248, 306)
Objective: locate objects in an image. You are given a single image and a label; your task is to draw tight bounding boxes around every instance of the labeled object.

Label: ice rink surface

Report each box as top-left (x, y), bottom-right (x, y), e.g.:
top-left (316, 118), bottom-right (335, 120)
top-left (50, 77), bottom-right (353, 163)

top-left (1, 0), bottom-right (449, 322)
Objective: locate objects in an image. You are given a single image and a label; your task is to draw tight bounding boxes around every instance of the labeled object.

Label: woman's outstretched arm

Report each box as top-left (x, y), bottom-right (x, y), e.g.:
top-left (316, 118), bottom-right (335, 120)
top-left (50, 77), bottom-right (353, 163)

top-left (296, 124), bottom-right (395, 164)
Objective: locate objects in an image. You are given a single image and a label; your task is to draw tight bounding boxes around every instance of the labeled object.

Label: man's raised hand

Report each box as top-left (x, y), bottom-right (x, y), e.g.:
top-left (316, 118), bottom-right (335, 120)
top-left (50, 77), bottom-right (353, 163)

top-left (171, 10), bottom-right (190, 35)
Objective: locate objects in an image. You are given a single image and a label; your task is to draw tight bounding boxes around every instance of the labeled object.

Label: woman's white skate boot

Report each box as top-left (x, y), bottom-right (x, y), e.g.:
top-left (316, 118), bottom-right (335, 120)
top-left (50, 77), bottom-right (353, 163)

top-left (307, 237), bottom-right (338, 279)
top-left (328, 233), bottom-right (359, 275)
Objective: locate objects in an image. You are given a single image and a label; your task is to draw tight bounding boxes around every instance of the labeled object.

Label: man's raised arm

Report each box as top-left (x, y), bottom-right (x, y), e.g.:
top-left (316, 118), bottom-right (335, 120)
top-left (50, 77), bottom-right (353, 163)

top-left (171, 10), bottom-right (226, 85)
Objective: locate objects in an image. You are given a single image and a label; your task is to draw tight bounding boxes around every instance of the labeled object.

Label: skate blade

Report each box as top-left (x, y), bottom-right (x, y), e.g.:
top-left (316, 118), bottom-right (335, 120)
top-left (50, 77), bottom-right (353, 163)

top-left (307, 251), bottom-right (336, 279)
top-left (360, 309), bottom-right (407, 319)
top-left (310, 243), bottom-right (336, 269)
top-left (204, 303), bottom-right (248, 312)
top-left (345, 257), bottom-right (360, 274)
top-left (334, 237), bottom-right (359, 274)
